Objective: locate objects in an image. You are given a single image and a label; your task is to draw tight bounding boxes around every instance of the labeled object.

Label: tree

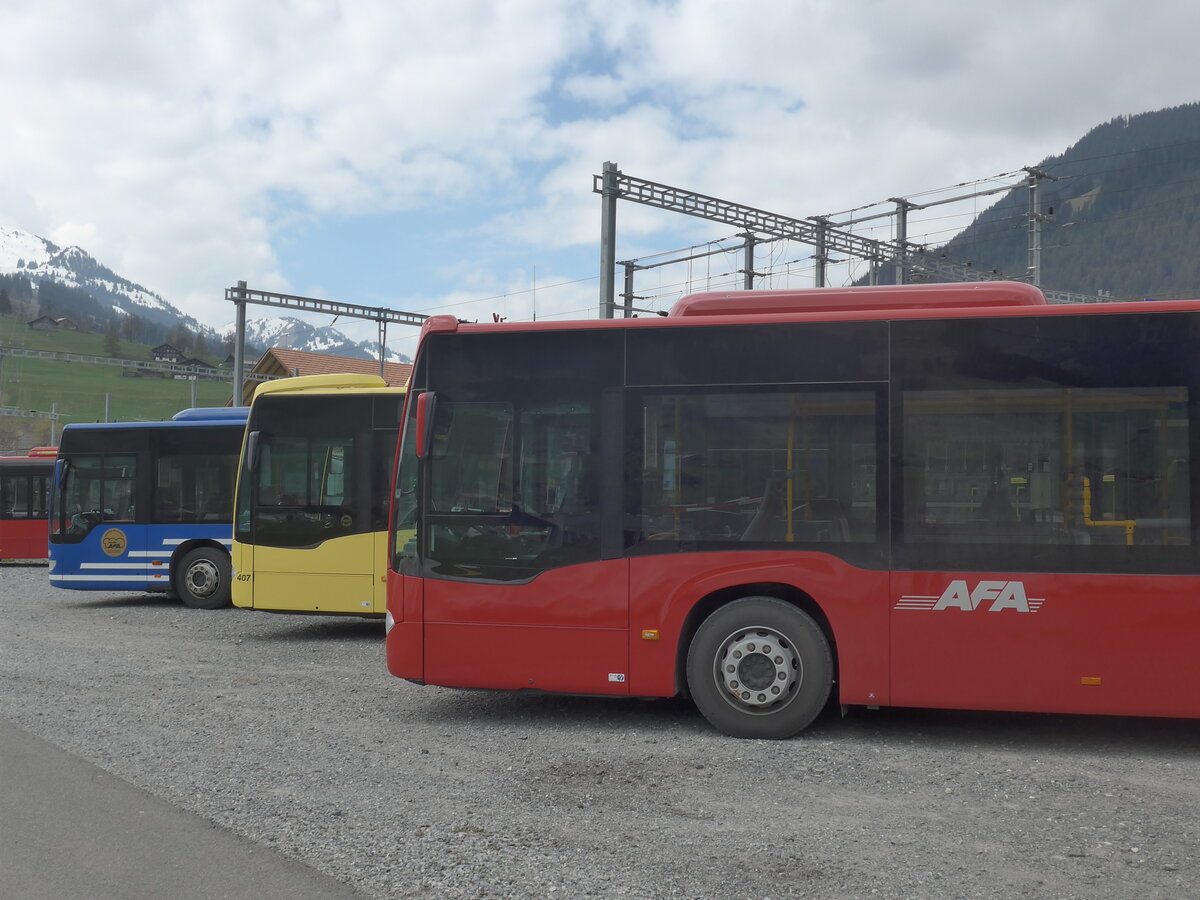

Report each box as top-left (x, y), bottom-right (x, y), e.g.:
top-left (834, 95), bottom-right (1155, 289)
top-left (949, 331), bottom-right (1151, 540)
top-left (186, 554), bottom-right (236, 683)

top-left (0, 288), bottom-right (11, 315)
top-left (104, 320), bottom-right (121, 358)
top-left (0, 275), bottom-right (35, 317)
top-left (166, 324), bottom-right (193, 354)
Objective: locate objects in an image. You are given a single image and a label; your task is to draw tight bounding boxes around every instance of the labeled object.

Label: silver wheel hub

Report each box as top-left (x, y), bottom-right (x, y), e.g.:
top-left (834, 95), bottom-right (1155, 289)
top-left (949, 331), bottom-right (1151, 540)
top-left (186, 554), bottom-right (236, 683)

top-left (186, 560), bottom-right (219, 597)
top-left (717, 628), bottom-right (799, 708)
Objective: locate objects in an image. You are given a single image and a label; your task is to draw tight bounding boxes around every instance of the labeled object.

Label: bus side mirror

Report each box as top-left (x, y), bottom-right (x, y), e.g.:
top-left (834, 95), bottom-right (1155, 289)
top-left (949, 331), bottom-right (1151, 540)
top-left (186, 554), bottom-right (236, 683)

top-left (415, 392), bottom-right (437, 459)
top-left (245, 431), bottom-right (261, 469)
top-left (54, 458), bottom-right (68, 489)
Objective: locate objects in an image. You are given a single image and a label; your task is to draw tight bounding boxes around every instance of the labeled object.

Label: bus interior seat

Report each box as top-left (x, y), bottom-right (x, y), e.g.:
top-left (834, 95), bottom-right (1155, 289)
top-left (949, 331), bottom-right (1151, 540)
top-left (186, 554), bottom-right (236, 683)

top-left (740, 476), bottom-right (783, 542)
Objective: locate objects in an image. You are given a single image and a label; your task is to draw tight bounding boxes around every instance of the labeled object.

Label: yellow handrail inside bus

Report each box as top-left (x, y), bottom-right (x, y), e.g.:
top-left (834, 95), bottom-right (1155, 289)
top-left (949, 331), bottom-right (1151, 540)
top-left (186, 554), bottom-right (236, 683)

top-left (1080, 476), bottom-right (1135, 546)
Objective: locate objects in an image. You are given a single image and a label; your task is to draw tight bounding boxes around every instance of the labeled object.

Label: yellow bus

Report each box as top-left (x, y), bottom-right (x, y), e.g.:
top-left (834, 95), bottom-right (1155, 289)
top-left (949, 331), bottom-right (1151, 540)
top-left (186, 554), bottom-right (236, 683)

top-left (232, 373), bottom-right (406, 615)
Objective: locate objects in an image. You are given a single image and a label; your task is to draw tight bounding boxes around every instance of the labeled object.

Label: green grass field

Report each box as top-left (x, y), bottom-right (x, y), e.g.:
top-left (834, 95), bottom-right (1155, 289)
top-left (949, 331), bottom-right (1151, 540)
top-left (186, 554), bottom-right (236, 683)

top-left (0, 314), bottom-right (236, 442)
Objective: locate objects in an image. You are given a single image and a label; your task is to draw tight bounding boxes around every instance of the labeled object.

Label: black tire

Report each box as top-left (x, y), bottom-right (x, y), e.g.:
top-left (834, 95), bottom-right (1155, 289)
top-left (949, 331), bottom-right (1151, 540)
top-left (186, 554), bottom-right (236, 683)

top-left (174, 547), bottom-right (232, 610)
top-left (686, 596), bottom-right (832, 739)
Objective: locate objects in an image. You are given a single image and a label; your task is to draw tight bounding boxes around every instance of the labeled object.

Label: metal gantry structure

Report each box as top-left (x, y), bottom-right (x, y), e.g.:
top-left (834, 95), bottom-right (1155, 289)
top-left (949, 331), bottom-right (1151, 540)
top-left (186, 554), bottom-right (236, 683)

top-left (225, 282), bottom-right (428, 403)
top-left (593, 162), bottom-right (1097, 317)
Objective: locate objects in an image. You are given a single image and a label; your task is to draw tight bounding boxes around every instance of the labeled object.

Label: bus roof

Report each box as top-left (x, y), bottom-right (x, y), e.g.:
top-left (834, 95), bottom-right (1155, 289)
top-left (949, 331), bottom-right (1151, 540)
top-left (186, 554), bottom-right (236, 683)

top-left (0, 446), bottom-right (58, 460)
top-left (416, 282), bottom-right (1200, 342)
top-left (172, 406), bottom-right (251, 422)
top-left (0, 453), bottom-right (56, 464)
top-left (61, 407), bottom-right (249, 435)
top-left (252, 373), bottom-right (405, 399)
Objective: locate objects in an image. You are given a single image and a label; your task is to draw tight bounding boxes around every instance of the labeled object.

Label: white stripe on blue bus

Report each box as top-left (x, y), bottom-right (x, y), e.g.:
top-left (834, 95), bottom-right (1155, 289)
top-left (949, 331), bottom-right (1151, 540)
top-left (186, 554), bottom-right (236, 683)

top-left (49, 574), bottom-right (169, 582)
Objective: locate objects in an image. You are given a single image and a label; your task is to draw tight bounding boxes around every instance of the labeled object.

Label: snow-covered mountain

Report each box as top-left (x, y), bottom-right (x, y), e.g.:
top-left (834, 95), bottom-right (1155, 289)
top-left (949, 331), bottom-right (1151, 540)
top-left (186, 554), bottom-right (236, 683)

top-left (0, 225), bottom-right (207, 332)
top-left (218, 316), bottom-right (409, 363)
top-left (0, 225), bottom-right (409, 363)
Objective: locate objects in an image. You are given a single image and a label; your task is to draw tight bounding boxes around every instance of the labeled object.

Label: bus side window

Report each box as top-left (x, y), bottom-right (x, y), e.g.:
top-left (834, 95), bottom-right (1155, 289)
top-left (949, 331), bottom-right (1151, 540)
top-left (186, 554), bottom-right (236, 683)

top-left (902, 386), bottom-right (1190, 549)
top-left (0, 475), bottom-right (20, 518)
top-left (629, 389), bottom-right (876, 547)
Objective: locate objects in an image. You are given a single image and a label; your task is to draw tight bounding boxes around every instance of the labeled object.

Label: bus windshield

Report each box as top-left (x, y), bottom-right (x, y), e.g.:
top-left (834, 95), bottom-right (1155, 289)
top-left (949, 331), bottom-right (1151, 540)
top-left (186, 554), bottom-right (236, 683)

top-left (56, 454), bottom-right (137, 535)
top-left (237, 394), bottom-right (396, 548)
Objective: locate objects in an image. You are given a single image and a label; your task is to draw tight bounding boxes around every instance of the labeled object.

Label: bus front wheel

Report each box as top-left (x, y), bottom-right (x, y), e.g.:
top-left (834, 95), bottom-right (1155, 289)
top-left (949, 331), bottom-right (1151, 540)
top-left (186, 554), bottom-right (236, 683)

top-left (175, 547), bottom-right (232, 610)
top-left (686, 596), bottom-right (832, 739)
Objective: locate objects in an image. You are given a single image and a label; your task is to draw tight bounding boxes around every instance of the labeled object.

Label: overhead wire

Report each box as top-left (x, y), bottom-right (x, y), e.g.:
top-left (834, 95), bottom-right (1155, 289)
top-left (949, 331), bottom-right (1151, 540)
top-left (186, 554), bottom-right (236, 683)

top-left (393, 135), bottom-right (1200, 335)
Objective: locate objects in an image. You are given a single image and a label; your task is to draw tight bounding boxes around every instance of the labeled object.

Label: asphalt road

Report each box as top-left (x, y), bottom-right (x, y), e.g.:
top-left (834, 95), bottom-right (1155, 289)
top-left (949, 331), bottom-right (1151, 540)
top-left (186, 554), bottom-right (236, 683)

top-left (0, 717), bottom-right (365, 899)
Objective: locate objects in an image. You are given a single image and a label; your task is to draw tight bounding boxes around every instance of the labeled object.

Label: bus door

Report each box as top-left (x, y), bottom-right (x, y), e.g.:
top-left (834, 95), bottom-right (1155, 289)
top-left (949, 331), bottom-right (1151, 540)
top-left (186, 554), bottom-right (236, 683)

top-left (247, 433), bottom-right (378, 614)
top-left (52, 453), bottom-right (147, 588)
top-left (416, 394), bottom-right (630, 695)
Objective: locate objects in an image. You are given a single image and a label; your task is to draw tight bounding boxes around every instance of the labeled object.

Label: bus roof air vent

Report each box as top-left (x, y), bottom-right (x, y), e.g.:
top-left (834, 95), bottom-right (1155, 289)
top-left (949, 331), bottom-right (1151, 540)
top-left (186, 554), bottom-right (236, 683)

top-left (669, 282), bottom-right (1047, 317)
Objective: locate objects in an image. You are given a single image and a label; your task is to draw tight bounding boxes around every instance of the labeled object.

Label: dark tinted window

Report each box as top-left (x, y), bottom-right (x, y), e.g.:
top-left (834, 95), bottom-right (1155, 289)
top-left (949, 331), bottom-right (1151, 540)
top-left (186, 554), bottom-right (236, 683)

top-left (426, 329), bottom-right (622, 401)
top-left (892, 313), bottom-right (1200, 390)
top-left (625, 387), bottom-right (883, 563)
top-left (152, 427), bottom-right (242, 524)
top-left (418, 330), bottom-right (617, 582)
top-left (0, 474), bottom-right (30, 519)
top-left (53, 454), bottom-right (137, 540)
top-left (53, 428), bottom-right (146, 541)
top-left (626, 321), bottom-right (888, 386)
top-left (242, 394), bottom-right (399, 548)
top-left (3, 469), bottom-right (50, 520)
top-left (424, 396), bottom-right (601, 581)
top-left (893, 312), bottom-right (1200, 573)
top-left (903, 386), bottom-right (1188, 544)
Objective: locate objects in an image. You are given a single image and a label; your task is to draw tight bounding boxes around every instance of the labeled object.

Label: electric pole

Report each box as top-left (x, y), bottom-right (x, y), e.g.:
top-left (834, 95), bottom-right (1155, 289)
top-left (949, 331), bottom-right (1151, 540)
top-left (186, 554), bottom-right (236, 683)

top-left (1024, 166), bottom-right (1057, 287)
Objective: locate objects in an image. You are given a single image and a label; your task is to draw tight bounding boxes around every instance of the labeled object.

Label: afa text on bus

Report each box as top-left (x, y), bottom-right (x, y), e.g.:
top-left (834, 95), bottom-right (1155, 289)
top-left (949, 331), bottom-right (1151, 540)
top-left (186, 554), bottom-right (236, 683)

top-left (49, 407), bottom-right (248, 608)
top-left (386, 282), bottom-right (1200, 739)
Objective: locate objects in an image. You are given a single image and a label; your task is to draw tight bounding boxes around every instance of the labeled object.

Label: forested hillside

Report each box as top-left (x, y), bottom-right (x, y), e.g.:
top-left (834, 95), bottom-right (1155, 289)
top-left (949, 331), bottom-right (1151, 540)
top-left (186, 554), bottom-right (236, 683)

top-left (927, 103), bottom-right (1200, 299)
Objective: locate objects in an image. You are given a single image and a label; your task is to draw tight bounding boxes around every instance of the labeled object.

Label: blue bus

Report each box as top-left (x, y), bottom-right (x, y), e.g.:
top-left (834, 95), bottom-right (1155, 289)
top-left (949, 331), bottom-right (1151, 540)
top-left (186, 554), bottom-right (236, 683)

top-left (49, 407), bottom-right (249, 608)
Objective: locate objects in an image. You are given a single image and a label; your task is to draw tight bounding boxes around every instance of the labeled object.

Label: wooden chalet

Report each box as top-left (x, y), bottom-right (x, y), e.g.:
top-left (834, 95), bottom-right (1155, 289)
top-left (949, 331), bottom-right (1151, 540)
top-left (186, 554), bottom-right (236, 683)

top-left (28, 315), bottom-right (80, 331)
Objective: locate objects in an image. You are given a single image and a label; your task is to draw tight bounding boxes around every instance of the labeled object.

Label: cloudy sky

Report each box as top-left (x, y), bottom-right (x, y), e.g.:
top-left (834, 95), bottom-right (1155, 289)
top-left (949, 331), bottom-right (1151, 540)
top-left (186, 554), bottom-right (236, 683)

top-left (2, 0), bottom-right (1198, 360)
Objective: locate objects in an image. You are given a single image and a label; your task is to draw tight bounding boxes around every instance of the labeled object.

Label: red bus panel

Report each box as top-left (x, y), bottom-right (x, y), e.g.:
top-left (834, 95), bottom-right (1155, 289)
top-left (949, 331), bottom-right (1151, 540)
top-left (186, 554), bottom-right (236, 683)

top-left (419, 560), bottom-right (630, 694)
top-left (890, 571), bottom-right (1200, 718)
top-left (0, 451), bottom-right (54, 561)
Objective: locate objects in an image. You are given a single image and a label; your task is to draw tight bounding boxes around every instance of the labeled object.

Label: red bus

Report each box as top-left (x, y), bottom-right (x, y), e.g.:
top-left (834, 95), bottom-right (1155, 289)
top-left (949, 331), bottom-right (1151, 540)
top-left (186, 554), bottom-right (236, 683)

top-left (1, 446), bottom-right (56, 561)
top-left (385, 282), bottom-right (1200, 738)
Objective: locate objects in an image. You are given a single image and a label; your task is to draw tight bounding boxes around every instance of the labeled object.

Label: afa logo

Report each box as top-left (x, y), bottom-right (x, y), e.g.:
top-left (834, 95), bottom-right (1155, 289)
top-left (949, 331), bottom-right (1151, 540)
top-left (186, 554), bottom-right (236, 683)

top-left (100, 528), bottom-right (128, 558)
top-left (895, 580), bottom-right (1045, 613)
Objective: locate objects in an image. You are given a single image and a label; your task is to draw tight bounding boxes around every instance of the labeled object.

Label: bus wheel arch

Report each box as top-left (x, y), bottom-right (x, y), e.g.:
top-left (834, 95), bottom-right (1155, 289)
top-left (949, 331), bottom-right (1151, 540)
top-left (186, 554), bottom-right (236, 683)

top-left (172, 542), bottom-right (232, 610)
top-left (680, 586), bottom-right (837, 739)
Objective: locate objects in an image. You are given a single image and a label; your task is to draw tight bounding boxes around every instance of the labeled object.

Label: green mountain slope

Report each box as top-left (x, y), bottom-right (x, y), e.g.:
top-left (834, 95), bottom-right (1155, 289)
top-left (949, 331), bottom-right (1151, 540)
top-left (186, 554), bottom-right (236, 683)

top-left (0, 313), bottom-right (235, 451)
top-left (929, 103), bottom-right (1200, 299)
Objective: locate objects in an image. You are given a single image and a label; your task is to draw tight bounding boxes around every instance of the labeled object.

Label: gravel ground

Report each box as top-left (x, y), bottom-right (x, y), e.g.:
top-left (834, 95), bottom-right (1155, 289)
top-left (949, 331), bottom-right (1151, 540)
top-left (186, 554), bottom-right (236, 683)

top-left (3, 564), bottom-right (1200, 899)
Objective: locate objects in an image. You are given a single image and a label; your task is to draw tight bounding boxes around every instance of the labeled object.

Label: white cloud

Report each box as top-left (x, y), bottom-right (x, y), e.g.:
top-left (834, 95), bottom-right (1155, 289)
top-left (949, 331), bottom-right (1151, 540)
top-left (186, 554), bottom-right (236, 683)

top-left (1, 0), bottom-right (1198, 327)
